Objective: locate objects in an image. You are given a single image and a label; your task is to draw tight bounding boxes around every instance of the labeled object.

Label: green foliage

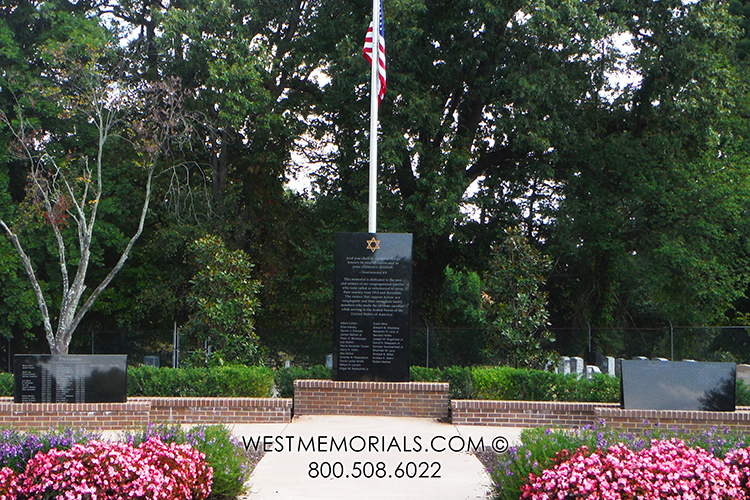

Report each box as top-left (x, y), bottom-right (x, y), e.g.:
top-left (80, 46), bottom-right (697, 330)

top-left (411, 365), bottom-right (619, 402)
top-left (471, 367), bottom-right (620, 403)
top-left (127, 366), bottom-right (274, 397)
top-left (0, 373), bottom-right (12, 397)
top-left (0, 175), bottom-right (39, 342)
top-left (737, 379), bottom-right (750, 406)
top-left (122, 423), bottom-right (251, 499)
top-left (492, 423), bottom-right (750, 500)
top-left (412, 268), bottom-right (486, 367)
top-left (182, 235), bottom-right (262, 367)
top-left (3, 0), bottom-right (750, 365)
top-left (186, 425), bottom-right (251, 500)
top-left (547, 0), bottom-right (750, 356)
top-left (274, 365), bottom-right (332, 398)
top-left (408, 366), bottom-right (440, 383)
top-left (493, 427), bottom-right (601, 500)
top-left (483, 229), bottom-right (557, 369)
top-left (437, 267), bottom-right (485, 328)
top-left (409, 366), bottom-right (474, 400)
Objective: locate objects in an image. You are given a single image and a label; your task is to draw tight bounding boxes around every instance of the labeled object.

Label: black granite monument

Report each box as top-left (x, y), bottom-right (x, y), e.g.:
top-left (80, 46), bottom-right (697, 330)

top-left (14, 354), bottom-right (127, 403)
top-left (620, 359), bottom-right (735, 411)
top-left (333, 233), bottom-right (412, 381)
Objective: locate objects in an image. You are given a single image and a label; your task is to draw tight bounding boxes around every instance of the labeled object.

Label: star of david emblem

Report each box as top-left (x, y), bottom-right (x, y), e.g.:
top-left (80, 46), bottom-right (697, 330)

top-left (366, 236), bottom-right (381, 253)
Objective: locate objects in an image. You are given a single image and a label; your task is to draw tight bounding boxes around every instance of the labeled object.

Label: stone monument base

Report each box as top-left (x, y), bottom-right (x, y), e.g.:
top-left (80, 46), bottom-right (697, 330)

top-left (293, 380), bottom-right (449, 419)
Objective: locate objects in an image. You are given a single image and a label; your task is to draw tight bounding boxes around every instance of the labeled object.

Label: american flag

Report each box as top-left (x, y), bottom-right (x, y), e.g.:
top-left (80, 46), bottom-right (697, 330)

top-left (363, 2), bottom-right (386, 104)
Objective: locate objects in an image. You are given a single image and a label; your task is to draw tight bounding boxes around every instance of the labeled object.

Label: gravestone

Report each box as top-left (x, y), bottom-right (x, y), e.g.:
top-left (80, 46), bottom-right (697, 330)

top-left (737, 364), bottom-right (750, 385)
top-left (15, 354), bottom-right (127, 403)
top-left (586, 365), bottom-right (601, 379)
top-left (620, 359), bottom-right (735, 411)
top-left (333, 233), bottom-right (413, 382)
top-left (615, 358), bottom-right (623, 378)
top-left (143, 356), bottom-right (160, 368)
top-left (570, 357), bottom-right (584, 376)
top-left (559, 356), bottom-right (571, 375)
top-left (586, 350), bottom-right (605, 372)
top-left (604, 356), bottom-right (616, 377)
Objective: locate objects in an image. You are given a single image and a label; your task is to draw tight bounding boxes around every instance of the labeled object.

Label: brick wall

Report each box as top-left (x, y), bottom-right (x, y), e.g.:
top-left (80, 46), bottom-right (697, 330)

top-left (134, 397), bottom-right (292, 424)
top-left (451, 400), bottom-right (618, 427)
top-left (0, 396), bottom-right (292, 431)
top-left (293, 380), bottom-right (450, 419)
top-left (0, 399), bottom-right (151, 431)
top-left (451, 399), bottom-right (750, 432)
top-left (597, 406), bottom-right (750, 432)
top-left (4, 392), bottom-right (750, 434)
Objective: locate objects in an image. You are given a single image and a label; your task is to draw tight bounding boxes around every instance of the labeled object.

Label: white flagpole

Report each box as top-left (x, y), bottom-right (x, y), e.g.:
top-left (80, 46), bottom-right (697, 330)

top-left (368, 0), bottom-right (380, 234)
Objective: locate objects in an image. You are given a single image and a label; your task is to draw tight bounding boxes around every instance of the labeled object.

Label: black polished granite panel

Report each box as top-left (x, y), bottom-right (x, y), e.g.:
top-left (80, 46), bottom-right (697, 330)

top-left (620, 359), bottom-right (735, 411)
top-left (14, 355), bottom-right (127, 403)
top-left (333, 233), bottom-right (412, 382)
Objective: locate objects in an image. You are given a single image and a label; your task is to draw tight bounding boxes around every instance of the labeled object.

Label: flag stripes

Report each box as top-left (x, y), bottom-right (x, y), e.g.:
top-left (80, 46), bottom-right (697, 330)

top-left (363, 3), bottom-right (386, 104)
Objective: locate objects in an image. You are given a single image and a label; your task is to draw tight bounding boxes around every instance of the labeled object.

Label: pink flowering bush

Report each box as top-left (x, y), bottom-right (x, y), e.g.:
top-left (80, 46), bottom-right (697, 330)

top-left (0, 467), bottom-right (18, 500)
top-left (0, 437), bottom-right (212, 500)
top-left (521, 439), bottom-right (745, 500)
top-left (726, 447), bottom-right (750, 496)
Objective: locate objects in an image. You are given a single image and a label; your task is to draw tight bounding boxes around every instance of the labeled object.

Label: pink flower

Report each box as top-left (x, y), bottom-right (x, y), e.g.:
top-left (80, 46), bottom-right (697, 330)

top-left (522, 439), bottom-right (746, 500)
top-left (9, 438), bottom-right (212, 500)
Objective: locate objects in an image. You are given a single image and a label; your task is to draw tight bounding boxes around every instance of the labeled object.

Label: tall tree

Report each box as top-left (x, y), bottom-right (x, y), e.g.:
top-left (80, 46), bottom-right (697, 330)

top-left (546, 0), bottom-right (750, 356)
top-left (312, 0), bottom-right (621, 325)
top-left (0, 7), bottom-right (191, 353)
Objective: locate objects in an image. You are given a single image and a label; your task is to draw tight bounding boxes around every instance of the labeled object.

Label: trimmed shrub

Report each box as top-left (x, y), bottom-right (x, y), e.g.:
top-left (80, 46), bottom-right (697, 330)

top-left (738, 379), bottom-right (750, 406)
top-left (274, 365), bottom-right (332, 398)
top-left (410, 366), bottom-right (473, 399)
top-left (0, 374), bottom-right (12, 397)
top-left (127, 365), bottom-right (274, 397)
top-left (409, 366), bottom-right (440, 382)
top-left (472, 366), bottom-right (620, 402)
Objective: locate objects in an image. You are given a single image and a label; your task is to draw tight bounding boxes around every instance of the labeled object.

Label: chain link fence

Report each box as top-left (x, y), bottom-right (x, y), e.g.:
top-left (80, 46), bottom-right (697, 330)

top-left (550, 325), bottom-right (750, 365)
top-left (4, 324), bottom-right (748, 371)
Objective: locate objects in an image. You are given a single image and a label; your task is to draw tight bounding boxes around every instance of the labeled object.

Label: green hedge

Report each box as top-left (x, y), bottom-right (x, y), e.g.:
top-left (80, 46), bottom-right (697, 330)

top-left (471, 366), bottom-right (620, 402)
top-left (411, 366), bottom-right (619, 402)
top-left (0, 373), bottom-right (12, 397)
top-left (3, 364), bottom-right (749, 404)
top-left (737, 379), bottom-right (750, 406)
top-left (127, 365), bottom-right (274, 397)
top-left (410, 366), bottom-right (474, 399)
top-left (274, 365), bottom-right (332, 398)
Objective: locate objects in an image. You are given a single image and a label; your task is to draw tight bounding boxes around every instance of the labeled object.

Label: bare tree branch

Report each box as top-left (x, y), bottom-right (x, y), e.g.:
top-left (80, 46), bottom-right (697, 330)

top-left (0, 219), bottom-right (56, 350)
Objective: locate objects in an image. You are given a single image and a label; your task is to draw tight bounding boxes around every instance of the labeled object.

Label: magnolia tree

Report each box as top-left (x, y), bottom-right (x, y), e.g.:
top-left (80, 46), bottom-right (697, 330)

top-left (483, 228), bottom-right (556, 369)
top-left (0, 47), bottom-right (191, 354)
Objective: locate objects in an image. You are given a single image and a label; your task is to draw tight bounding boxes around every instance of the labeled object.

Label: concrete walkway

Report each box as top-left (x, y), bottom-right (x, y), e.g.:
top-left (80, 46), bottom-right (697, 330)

top-left (228, 416), bottom-right (523, 500)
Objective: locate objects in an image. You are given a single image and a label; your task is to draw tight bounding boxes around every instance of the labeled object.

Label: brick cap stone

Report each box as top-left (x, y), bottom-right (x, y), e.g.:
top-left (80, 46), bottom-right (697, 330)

top-left (293, 379), bottom-right (449, 392)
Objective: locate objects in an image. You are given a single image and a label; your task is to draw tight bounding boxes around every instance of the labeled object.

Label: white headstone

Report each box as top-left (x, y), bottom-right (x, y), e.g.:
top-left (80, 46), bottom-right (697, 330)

top-left (605, 356), bottom-right (616, 377)
top-left (560, 356), bottom-right (571, 375)
top-left (571, 357), bottom-right (584, 375)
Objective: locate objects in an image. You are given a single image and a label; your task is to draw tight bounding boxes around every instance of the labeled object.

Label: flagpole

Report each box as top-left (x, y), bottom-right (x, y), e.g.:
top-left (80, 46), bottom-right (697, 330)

top-left (368, 0), bottom-right (380, 234)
